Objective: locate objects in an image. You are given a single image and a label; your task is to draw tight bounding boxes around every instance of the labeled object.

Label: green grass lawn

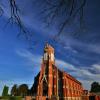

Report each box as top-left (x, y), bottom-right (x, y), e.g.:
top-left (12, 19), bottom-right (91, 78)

top-left (0, 96), bottom-right (23, 100)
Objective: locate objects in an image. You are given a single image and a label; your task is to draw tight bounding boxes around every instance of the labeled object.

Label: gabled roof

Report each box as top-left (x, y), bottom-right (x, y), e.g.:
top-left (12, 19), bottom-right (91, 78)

top-left (53, 64), bottom-right (82, 85)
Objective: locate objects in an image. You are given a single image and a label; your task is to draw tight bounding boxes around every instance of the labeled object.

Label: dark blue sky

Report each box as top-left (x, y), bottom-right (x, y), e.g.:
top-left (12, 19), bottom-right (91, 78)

top-left (0, 0), bottom-right (100, 95)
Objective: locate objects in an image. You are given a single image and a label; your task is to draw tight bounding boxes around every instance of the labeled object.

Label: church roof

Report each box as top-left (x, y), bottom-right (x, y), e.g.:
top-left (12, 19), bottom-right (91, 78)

top-left (53, 64), bottom-right (82, 85)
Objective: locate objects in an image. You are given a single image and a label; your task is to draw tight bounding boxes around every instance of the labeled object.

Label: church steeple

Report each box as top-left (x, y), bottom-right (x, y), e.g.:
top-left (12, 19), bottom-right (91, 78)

top-left (43, 43), bottom-right (55, 64)
top-left (37, 43), bottom-right (83, 99)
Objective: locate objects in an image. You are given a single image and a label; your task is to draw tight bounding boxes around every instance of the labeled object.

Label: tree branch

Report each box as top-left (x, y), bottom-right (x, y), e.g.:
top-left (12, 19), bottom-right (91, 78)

top-left (41, 0), bottom-right (86, 37)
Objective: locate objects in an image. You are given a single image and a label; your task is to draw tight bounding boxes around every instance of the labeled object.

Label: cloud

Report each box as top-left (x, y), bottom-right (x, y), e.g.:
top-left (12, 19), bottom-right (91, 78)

top-left (56, 59), bottom-right (77, 71)
top-left (87, 44), bottom-right (100, 54)
top-left (87, 64), bottom-right (100, 75)
top-left (92, 64), bottom-right (100, 72)
top-left (54, 36), bottom-right (100, 69)
top-left (16, 49), bottom-right (42, 67)
top-left (63, 46), bottom-right (78, 54)
top-left (56, 59), bottom-right (100, 90)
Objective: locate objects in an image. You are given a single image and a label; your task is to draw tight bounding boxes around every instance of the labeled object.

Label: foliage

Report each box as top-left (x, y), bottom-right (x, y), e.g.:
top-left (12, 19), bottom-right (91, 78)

top-left (11, 84), bottom-right (29, 97)
top-left (90, 82), bottom-right (100, 93)
top-left (11, 84), bottom-right (18, 96)
top-left (2, 85), bottom-right (9, 96)
top-left (18, 84), bottom-right (28, 96)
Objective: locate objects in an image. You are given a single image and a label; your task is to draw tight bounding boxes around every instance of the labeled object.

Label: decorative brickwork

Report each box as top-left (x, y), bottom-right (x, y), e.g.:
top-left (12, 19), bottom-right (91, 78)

top-left (36, 43), bottom-right (83, 100)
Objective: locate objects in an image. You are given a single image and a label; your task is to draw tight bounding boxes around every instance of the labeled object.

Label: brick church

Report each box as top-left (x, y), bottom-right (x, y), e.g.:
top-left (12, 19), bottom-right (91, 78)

top-left (32, 43), bottom-right (83, 100)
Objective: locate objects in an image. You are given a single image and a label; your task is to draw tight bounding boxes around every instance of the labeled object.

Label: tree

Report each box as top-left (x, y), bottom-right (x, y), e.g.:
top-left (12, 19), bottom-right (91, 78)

top-left (11, 84), bottom-right (18, 96)
top-left (18, 84), bottom-right (29, 97)
top-left (2, 85), bottom-right (9, 96)
top-left (0, 0), bottom-right (86, 40)
top-left (90, 82), bottom-right (100, 93)
top-left (41, 0), bottom-right (86, 36)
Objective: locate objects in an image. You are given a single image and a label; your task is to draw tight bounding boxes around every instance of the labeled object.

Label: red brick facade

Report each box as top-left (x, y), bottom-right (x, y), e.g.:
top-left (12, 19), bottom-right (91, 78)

top-left (36, 43), bottom-right (83, 100)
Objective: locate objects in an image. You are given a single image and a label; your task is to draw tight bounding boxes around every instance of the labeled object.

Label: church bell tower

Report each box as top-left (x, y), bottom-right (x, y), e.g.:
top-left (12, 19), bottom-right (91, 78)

top-left (43, 43), bottom-right (55, 64)
top-left (37, 43), bottom-right (55, 98)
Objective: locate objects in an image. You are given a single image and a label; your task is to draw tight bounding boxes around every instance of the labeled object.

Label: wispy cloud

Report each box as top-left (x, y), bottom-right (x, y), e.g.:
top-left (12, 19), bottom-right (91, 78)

top-left (56, 59), bottom-right (77, 71)
top-left (56, 59), bottom-right (100, 90)
top-left (92, 64), bottom-right (100, 72)
top-left (16, 49), bottom-right (42, 67)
